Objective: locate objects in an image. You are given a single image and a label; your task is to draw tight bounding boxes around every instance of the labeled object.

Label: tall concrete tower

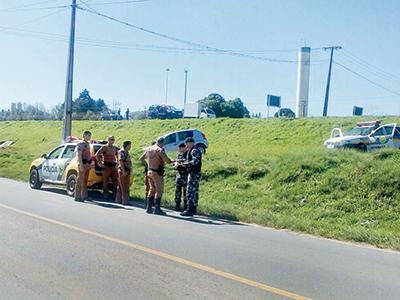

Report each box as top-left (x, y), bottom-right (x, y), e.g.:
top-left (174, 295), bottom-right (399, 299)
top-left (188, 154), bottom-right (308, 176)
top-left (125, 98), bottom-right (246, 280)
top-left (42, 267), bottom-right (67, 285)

top-left (295, 47), bottom-right (311, 118)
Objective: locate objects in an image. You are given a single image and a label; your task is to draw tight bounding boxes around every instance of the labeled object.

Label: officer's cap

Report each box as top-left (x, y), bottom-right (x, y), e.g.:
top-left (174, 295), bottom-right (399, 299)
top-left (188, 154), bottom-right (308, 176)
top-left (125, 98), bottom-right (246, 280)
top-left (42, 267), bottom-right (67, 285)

top-left (178, 143), bottom-right (186, 148)
top-left (185, 137), bottom-right (195, 143)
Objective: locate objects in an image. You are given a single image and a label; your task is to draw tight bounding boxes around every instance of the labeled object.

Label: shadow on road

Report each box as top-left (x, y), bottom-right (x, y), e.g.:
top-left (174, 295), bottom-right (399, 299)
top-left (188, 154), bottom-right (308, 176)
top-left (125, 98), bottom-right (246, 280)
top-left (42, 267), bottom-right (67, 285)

top-left (40, 186), bottom-right (246, 226)
top-left (165, 214), bottom-right (246, 226)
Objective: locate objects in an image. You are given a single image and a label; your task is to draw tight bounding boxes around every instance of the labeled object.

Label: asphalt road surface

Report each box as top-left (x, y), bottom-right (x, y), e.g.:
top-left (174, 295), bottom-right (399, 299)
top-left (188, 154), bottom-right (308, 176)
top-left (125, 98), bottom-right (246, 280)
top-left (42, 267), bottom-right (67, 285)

top-left (1, 178), bottom-right (399, 300)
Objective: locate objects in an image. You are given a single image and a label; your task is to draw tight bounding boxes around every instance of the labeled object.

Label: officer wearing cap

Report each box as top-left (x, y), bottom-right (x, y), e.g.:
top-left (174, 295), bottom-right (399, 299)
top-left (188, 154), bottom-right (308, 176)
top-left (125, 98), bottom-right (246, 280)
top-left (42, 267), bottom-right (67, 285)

top-left (140, 137), bottom-right (173, 215)
top-left (174, 142), bottom-right (188, 211)
top-left (75, 130), bottom-right (92, 202)
top-left (116, 140), bottom-right (132, 205)
top-left (180, 137), bottom-right (202, 216)
top-left (95, 135), bottom-right (119, 200)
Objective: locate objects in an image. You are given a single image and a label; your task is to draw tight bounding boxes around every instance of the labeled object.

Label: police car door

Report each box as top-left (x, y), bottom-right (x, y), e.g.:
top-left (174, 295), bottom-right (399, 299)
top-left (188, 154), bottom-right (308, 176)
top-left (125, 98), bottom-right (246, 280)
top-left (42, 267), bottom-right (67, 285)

top-left (56, 145), bottom-right (77, 182)
top-left (393, 126), bottom-right (400, 148)
top-left (381, 124), bottom-right (396, 149)
top-left (369, 124), bottom-right (394, 150)
top-left (42, 145), bottom-right (65, 182)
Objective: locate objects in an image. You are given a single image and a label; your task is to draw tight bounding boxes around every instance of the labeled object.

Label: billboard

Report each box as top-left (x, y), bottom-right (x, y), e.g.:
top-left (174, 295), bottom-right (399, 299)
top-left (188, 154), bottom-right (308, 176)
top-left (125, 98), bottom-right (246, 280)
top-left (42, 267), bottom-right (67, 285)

top-left (267, 95), bottom-right (281, 108)
top-left (353, 106), bottom-right (363, 116)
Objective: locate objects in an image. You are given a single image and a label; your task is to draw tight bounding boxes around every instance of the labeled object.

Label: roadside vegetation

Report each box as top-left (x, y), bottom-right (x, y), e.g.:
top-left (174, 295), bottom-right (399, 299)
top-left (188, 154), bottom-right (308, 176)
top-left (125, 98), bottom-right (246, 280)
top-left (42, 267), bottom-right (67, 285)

top-left (1, 117), bottom-right (400, 250)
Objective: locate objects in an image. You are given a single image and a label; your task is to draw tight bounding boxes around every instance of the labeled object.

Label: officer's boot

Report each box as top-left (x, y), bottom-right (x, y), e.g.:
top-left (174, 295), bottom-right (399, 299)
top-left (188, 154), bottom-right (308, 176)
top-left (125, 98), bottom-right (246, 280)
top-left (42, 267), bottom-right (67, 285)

top-left (146, 196), bottom-right (154, 214)
top-left (183, 200), bottom-right (188, 212)
top-left (154, 198), bottom-right (167, 216)
top-left (180, 202), bottom-right (194, 217)
top-left (174, 201), bottom-right (181, 212)
top-left (193, 205), bottom-right (197, 215)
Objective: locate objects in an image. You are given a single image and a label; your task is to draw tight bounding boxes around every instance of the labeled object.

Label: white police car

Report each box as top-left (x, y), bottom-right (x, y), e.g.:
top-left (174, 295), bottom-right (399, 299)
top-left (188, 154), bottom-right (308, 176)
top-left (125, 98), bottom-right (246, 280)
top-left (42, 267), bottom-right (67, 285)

top-left (324, 121), bottom-right (400, 151)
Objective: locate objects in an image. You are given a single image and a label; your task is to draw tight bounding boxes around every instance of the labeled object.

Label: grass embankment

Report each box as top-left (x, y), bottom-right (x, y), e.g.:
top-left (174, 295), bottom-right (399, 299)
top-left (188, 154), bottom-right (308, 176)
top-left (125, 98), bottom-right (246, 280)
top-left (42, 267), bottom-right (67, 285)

top-left (1, 118), bottom-right (400, 250)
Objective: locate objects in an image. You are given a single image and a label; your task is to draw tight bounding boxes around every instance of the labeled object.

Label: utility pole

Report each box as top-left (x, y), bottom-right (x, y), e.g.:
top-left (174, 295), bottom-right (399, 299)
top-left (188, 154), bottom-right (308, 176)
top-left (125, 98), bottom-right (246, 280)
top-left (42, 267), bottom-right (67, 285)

top-left (183, 69), bottom-right (188, 108)
top-left (322, 46), bottom-right (341, 117)
top-left (165, 68), bottom-right (170, 104)
top-left (62, 0), bottom-right (77, 142)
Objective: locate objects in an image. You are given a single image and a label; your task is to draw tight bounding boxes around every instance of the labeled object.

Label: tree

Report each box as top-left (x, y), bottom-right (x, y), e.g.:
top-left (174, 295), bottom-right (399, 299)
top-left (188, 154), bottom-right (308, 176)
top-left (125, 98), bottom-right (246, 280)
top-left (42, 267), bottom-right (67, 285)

top-left (198, 93), bottom-right (225, 117)
top-left (198, 93), bottom-right (250, 118)
top-left (73, 89), bottom-right (98, 113)
top-left (222, 98), bottom-right (250, 118)
top-left (51, 104), bottom-right (64, 120)
top-left (72, 89), bottom-right (109, 119)
top-left (96, 98), bottom-right (107, 112)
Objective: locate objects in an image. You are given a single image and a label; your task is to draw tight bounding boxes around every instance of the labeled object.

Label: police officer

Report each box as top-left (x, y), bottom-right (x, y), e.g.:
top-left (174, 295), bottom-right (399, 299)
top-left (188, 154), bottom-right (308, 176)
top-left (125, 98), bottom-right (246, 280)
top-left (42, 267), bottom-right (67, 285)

top-left (139, 141), bottom-right (156, 200)
top-left (181, 137), bottom-right (202, 216)
top-left (95, 135), bottom-right (119, 200)
top-left (141, 137), bottom-right (173, 215)
top-left (75, 130), bottom-right (92, 202)
top-left (174, 143), bottom-right (188, 211)
top-left (116, 140), bottom-right (132, 205)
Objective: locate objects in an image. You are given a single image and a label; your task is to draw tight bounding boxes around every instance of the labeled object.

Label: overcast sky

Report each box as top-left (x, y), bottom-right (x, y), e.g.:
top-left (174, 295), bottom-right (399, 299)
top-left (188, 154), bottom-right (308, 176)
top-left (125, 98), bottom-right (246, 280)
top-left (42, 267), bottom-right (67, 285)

top-left (0, 0), bottom-right (399, 116)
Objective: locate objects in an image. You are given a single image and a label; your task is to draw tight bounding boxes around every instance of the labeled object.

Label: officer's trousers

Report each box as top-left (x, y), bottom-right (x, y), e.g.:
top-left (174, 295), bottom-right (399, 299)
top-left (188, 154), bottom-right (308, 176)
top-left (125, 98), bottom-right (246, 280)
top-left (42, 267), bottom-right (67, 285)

top-left (116, 172), bottom-right (130, 205)
top-left (187, 173), bottom-right (201, 206)
top-left (175, 173), bottom-right (187, 204)
top-left (75, 164), bottom-right (90, 201)
top-left (103, 166), bottom-right (118, 198)
top-left (147, 170), bottom-right (164, 199)
top-left (144, 169), bottom-right (150, 198)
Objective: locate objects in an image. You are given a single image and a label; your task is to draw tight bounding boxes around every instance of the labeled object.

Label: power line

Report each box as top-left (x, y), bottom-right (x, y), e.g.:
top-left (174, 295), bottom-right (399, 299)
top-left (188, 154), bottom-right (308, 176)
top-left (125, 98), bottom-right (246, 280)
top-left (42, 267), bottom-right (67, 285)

top-left (0, 5), bottom-right (70, 12)
top-left (76, 3), bottom-right (303, 63)
top-left (0, 8), bottom-right (67, 30)
top-left (342, 49), bottom-right (400, 81)
top-left (336, 51), bottom-right (400, 85)
top-left (85, 0), bottom-right (152, 6)
top-left (0, 0), bottom-right (62, 12)
top-left (334, 60), bottom-right (400, 97)
top-left (0, 26), bottom-right (329, 63)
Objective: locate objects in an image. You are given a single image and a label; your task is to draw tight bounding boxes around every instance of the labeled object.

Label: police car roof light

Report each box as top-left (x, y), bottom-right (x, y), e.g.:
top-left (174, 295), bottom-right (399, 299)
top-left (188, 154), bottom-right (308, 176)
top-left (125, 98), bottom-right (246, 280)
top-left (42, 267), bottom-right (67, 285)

top-left (356, 120), bottom-right (381, 127)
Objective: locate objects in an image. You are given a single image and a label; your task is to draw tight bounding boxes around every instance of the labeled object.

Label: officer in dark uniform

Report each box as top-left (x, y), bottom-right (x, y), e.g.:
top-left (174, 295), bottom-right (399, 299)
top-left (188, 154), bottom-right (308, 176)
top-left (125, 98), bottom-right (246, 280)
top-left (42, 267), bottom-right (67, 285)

top-left (181, 137), bottom-right (202, 216)
top-left (174, 143), bottom-right (188, 211)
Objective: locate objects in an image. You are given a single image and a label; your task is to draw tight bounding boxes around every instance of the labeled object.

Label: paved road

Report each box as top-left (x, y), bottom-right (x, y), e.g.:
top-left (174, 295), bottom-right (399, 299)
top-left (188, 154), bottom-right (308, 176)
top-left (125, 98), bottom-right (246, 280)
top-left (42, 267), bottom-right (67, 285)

top-left (0, 178), bottom-right (399, 300)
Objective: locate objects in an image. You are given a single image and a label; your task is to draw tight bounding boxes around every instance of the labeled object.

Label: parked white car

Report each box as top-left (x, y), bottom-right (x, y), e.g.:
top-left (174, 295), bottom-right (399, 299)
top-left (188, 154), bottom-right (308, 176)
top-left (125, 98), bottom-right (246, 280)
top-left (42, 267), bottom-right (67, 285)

top-left (324, 121), bottom-right (400, 151)
top-left (199, 108), bottom-right (216, 119)
top-left (161, 129), bottom-right (208, 153)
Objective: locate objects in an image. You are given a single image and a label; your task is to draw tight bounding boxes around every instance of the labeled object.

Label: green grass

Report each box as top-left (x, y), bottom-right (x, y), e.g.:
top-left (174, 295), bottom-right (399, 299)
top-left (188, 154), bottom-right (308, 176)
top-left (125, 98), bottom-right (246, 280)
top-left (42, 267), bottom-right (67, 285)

top-left (1, 117), bottom-right (400, 250)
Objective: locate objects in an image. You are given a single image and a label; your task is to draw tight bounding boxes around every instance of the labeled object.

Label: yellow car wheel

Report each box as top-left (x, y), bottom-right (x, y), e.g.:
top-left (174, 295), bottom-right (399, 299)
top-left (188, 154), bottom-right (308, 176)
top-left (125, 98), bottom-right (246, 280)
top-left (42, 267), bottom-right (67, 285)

top-left (66, 172), bottom-right (77, 197)
top-left (29, 168), bottom-right (42, 190)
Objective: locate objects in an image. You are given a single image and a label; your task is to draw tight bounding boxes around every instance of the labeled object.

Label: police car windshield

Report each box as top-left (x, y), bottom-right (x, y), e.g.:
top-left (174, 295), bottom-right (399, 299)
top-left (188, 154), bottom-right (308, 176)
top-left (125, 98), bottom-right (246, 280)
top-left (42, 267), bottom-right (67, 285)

top-left (346, 127), bottom-right (375, 136)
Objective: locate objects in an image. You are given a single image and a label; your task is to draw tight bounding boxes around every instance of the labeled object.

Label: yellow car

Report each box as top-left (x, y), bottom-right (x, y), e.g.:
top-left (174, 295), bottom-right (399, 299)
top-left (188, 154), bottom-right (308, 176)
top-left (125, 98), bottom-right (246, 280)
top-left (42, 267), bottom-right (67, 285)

top-left (29, 142), bottom-right (133, 197)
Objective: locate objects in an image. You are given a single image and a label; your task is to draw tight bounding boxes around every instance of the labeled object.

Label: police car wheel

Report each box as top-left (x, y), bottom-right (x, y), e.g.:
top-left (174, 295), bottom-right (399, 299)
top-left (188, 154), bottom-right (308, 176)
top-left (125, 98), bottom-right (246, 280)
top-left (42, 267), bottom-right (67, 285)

top-left (29, 168), bottom-right (42, 189)
top-left (358, 144), bottom-right (367, 152)
top-left (197, 144), bottom-right (206, 154)
top-left (66, 173), bottom-right (77, 197)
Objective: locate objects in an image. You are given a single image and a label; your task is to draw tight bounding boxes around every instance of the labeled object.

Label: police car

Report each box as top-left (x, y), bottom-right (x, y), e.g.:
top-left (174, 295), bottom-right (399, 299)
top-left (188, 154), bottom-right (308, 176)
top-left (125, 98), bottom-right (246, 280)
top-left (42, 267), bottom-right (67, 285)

top-left (29, 138), bottom-right (132, 196)
top-left (324, 121), bottom-right (400, 151)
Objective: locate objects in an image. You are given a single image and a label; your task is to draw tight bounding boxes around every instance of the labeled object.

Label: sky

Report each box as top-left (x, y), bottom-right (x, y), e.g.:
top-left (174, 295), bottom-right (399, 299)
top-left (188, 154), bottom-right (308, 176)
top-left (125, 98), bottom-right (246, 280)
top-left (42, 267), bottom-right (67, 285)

top-left (0, 0), bottom-right (399, 117)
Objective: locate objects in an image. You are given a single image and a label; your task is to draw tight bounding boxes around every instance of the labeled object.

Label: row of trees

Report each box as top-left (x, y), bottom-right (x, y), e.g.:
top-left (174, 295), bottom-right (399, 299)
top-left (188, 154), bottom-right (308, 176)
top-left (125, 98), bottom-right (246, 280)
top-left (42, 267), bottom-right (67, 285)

top-left (0, 89), bottom-right (110, 121)
top-left (0, 103), bottom-right (56, 121)
top-left (0, 90), bottom-right (251, 121)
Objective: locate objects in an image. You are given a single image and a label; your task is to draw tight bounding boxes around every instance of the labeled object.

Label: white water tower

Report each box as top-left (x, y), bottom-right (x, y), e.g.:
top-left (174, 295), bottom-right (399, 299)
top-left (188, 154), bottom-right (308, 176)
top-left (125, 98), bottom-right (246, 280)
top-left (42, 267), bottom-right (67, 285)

top-left (295, 47), bottom-right (311, 118)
